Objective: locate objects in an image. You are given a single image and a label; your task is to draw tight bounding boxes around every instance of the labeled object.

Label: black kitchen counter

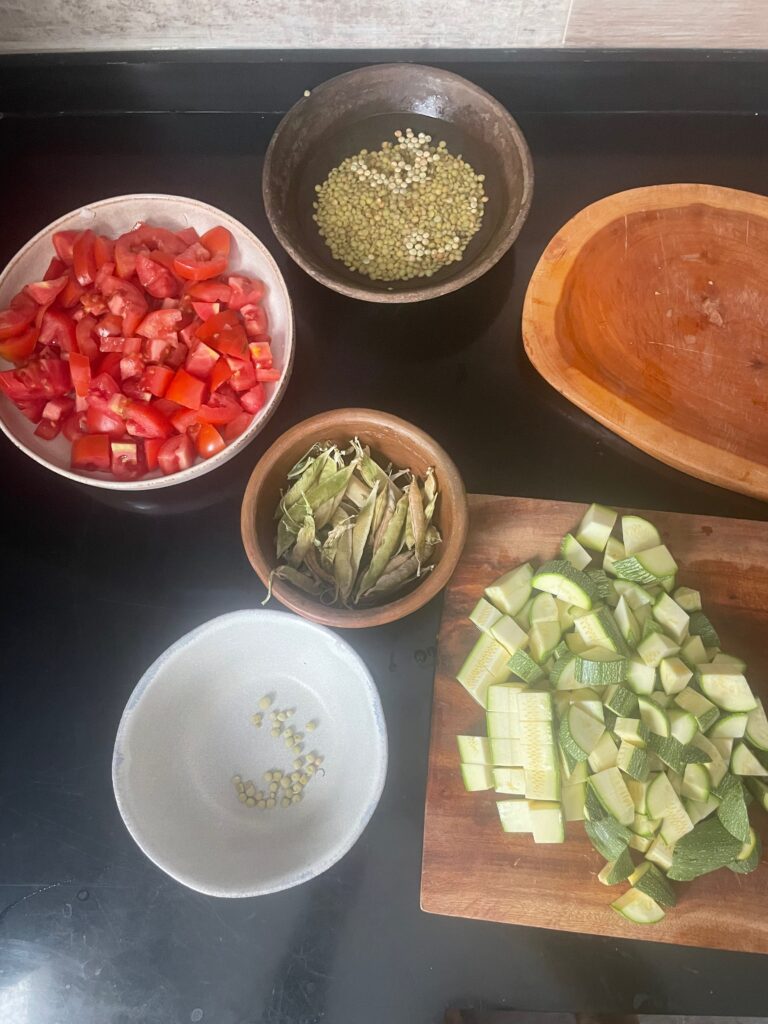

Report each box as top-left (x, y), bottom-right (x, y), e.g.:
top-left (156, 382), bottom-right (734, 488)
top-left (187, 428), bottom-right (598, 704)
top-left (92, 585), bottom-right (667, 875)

top-left (1, 50), bottom-right (768, 1024)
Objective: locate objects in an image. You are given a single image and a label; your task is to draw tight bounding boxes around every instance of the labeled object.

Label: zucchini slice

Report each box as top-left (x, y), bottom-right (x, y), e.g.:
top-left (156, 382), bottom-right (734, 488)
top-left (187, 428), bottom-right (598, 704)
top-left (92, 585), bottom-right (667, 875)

top-left (532, 560), bottom-right (598, 610)
top-left (456, 735), bottom-right (492, 765)
top-left (484, 563), bottom-right (534, 617)
top-left (576, 502), bottom-right (618, 553)
top-left (590, 766), bottom-right (635, 825)
top-left (461, 763), bottom-right (495, 791)
top-left (611, 888), bottom-right (665, 924)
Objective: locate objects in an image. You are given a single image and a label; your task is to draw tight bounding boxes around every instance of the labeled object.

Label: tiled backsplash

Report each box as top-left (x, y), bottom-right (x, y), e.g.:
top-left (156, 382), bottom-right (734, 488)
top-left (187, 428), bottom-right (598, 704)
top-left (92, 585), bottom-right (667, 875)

top-left (0, 0), bottom-right (766, 51)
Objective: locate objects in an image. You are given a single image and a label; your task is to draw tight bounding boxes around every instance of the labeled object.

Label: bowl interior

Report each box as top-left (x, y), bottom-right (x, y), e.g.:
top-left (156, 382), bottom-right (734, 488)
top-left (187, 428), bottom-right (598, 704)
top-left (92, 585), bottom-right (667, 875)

top-left (243, 410), bottom-right (467, 626)
top-left (0, 194), bottom-right (293, 490)
top-left (113, 610), bottom-right (387, 897)
top-left (265, 65), bottom-right (532, 299)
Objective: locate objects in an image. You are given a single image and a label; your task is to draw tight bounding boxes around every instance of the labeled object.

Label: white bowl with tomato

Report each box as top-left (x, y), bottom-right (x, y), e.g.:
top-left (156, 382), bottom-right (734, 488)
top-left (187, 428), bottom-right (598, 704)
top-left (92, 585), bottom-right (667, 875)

top-left (0, 194), bottom-right (294, 488)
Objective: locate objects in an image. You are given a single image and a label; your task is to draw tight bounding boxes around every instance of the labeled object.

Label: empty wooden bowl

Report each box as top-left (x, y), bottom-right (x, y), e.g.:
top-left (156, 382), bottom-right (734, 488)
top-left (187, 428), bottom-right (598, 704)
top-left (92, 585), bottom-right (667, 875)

top-left (240, 409), bottom-right (468, 628)
top-left (263, 63), bottom-right (533, 303)
top-left (522, 183), bottom-right (768, 501)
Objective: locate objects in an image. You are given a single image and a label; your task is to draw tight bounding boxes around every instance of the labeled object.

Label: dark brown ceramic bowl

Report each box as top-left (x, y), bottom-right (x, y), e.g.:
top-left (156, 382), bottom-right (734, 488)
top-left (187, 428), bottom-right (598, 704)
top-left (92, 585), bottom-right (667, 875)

top-left (263, 63), bottom-right (534, 303)
top-left (240, 409), bottom-right (468, 628)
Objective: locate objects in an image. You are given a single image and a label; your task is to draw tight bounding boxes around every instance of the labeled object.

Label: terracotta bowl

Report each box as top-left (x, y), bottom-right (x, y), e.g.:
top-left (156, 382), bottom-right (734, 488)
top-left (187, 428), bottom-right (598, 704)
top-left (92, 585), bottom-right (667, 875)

top-left (240, 409), bottom-right (468, 628)
top-left (263, 63), bottom-right (533, 303)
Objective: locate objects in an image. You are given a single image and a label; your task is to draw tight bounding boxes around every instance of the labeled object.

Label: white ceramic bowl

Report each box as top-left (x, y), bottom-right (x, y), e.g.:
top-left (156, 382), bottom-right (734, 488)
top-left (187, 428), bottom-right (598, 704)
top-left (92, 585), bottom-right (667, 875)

top-left (0, 194), bottom-right (294, 490)
top-left (112, 610), bottom-right (387, 897)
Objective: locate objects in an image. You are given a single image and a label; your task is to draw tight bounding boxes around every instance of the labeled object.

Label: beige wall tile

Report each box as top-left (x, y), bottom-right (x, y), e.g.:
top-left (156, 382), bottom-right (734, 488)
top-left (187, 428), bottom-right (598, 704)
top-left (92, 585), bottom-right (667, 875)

top-left (565, 0), bottom-right (768, 47)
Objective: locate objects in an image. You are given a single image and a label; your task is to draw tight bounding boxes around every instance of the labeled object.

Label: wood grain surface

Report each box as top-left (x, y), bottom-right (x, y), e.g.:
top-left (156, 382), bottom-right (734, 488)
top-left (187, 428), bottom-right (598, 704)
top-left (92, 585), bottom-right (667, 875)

top-left (522, 184), bottom-right (768, 502)
top-left (565, 0), bottom-right (768, 47)
top-left (421, 494), bottom-right (768, 952)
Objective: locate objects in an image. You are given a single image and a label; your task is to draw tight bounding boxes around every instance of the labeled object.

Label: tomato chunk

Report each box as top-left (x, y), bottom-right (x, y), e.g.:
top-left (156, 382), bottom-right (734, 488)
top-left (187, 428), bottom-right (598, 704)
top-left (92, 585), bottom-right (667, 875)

top-left (173, 227), bottom-right (231, 282)
top-left (25, 275), bottom-right (69, 307)
top-left (166, 367), bottom-right (207, 410)
top-left (157, 433), bottom-right (195, 475)
top-left (197, 390), bottom-right (242, 425)
top-left (136, 252), bottom-right (178, 299)
top-left (143, 437), bottom-right (164, 471)
top-left (142, 364), bottom-right (174, 398)
top-left (111, 441), bottom-right (143, 479)
top-left (227, 275), bottom-right (265, 311)
top-left (185, 340), bottom-right (219, 380)
top-left (35, 417), bottom-right (61, 440)
top-left (240, 383), bottom-right (266, 414)
top-left (71, 433), bottom-right (111, 471)
top-left (193, 422), bottom-right (226, 459)
top-left (0, 324), bottom-right (39, 363)
top-left (73, 230), bottom-right (98, 286)
top-left (52, 230), bottom-right (79, 266)
top-left (222, 411), bottom-right (253, 441)
top-left (0, 293), bottom-right (37, 340)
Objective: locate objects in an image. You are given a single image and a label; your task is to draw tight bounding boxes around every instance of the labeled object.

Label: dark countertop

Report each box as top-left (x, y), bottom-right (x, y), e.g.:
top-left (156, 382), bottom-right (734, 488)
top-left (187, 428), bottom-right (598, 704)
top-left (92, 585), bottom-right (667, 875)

top-left (1, 51), bottom-right (767, 1024)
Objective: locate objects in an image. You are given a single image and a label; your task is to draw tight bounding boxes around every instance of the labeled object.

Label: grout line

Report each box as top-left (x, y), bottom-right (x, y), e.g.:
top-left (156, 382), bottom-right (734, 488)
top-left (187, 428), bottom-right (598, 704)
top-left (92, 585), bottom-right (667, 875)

top-left (562, 0), bottom-right (577, 45)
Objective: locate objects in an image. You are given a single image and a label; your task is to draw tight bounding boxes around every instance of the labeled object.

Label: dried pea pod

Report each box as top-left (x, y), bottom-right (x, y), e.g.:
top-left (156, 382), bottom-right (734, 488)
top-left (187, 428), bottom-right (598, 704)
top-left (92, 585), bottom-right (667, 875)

top-left (292, 463), bottom-right (357, 530)
top-left (276, 448), bottom-right (333, 519)
top-left (350, 481), bottom-right (379, 586)
top-left (355, 493), bottom-right (408, 599)
top-left (333, 524), bottom-right (355, 605)
top-left (277, 494), bottom-right (312, 559)
top-left (361, 554), bottom-right (434, 601)
top-left (264, 565), bottom-right (325, 603)
top-left (422, 467), bottom-right (438, 525)
top-left (407, 478), bottom-right (428, 567)
top-left (289, 514), bottom-right (316, 569)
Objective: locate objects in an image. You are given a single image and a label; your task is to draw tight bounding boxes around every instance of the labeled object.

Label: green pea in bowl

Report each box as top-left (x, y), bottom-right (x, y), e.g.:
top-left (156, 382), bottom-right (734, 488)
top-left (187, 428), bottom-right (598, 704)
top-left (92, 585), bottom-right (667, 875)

top-left (263, 63), bottom-right (533, 304)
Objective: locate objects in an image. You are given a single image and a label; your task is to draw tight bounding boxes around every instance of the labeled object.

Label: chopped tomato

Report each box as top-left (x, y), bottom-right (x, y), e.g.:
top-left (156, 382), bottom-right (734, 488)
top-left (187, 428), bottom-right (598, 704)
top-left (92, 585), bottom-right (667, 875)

top-left (120, 354), bottom-right (145, 379)
top-left (77, 288), bottom-right (104, 314)
top-left (88, 371), bottom-right (120, 403)
top-left (170, 406), bottom-right (199, 433)
top-left (196, 390), bottom-right (242, 425)
top-left (0, 293), bottom-right (37, 340)
top-left (209, 357), bottom-right (233, 392)
top-left (123, 400), bottom-right (173, 439)
top-left (42, 396), bottom-right (74, 422)
top-left (86, 403), bottom-right (125, 438)
top-left (180, 318), bottom-right (202, 347)
top-left (136, 308), bottom-right (182, 339)
top-left (93, 235), bottom-right (115, 270)
top-left (142, 337), bottom-right (171, 363)
top-left (62, 410), bottom-right (87, 440)
top-left (152, 397), bottom-right (182, 419)
top-left (98, 336), bottom-right (125, 353)
top-left (240, 302), bottom-right (268, 336)
top-left (142, 364), bottom-right (174, 398)
top-left (95, 313), bottom-right (123, 338)
top-left (24, 275), bottom-right (68, 307)
top-left (114, 223), bottom-right (185, 278)
top-left (52, 230), bottom-right (79, 266)
top-left (176, 227), bottom-right (199, 247)
top-left (187, 280), bottom-right (232, 303)
top-left (136, 252), bottom-right (178, 299)
top-left (222, 411), bottom-right (253, 441)
top-left (96, 351), bottom-right (123, 378)
top-left (248, 341), bottom-right (273, 368)
top-left (16, 398), bottom-right (46, 423)
top-left (191, 301), bottom-right (220, 322)
top-left (75, 315), bottom-right (101, 359)
top-left (0, 324), bottom-right (39, 363)
top-left (173, 226), bottom-right (231, 282)
top-left (100, 276), bottom-right (148, 335)
top-left (111, 441), bottom-right (143, 479)
top-left (165, 340), bottom-right (188, 369)
top-left (73, 230), bottom-right (98, 286)
top-left (227, 275), bottom-right (265, 311)
top-left (196, 309), bottom-right (248, 358)
top-left (157, 433), bottom-right (195, 475)
top-left (38, 309), bottom-right (76, 354)
top-left (166, 367), bottom-right (207, 410)
top-left (227, 357), bottom-right (257, 392)
top-left (71, 433), bottom-right (111, 471)
top-left (143, 437), bottom-right (164, 471)
top-left (43, 257), bottom-right (67, 281)
top-left (193, 422), bottom-right (225, 459)
top-left (34, 417), bottom-right (61, 440)
top-left (240, 383), bottom-right (266, 414)
top-left (255, 367), bottom-right (281, 383)
top-left (69, 352), bottom-right (91, 398)
top-left (123, 337), bottom-right (143, 356)
top-left (185, 340), bottom-right (219, 380)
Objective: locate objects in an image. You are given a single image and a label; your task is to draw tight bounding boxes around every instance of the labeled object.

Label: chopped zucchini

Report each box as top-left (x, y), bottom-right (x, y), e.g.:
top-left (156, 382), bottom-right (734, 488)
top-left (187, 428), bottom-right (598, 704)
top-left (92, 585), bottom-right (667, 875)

top-left (486, 681), bottom-right (525, 713)
top-left (614, 717), bottom-right (650, 748)
top-left (598, 847), bottom-right (635, 885)
top-left (681, 763), bottom-right (711, 801)
top-left (576, 502), bottom-right (618, 553)
top-left (590, 766), bottom-right (635, 825)
top-left (638, 695), bottom-right (670, 737)
top-left (604, 685), bottom-right (638, 717)
top-left (613, 596), bottom-right (641, 646)
top-left (714, 774), bottom-right (751, 843)
top-left (525, 767), bottom-right (561, 801)
top-left (532, 560), bottom-right (598, 610)
top-left (746, 776), bottom-right (768, 811)
top-left (508, 649), bottom-right (545, 684)
top-left (647, 772), bottom-right (693, 844)
top-left (659, 656), bottom-right (693, 695)
top-left (497, 798), bottom-right (531, 833)
top-left (585, 569), bottom-right (619, 606)
top-left (517, 691), bottom-right (553, 722)
top-left (646, 834), bottom-right (676, 871)
top-left (561, 532), bottom-right (592, 570)
top-left (636, 631), bottom-right (681, 668)
top-left (617, 741), bottom-right (650, 781)
top-left (625, 658), bottom-right (656, 695)
top-left (575, 648), bottom-right (627, 686)
top-left (530, 592), bottom-right (560, 624)
top-left (584, 816), bottom-right (632, 860)
top-left (469, 597), bottom-right (503, 633)
top-left (529, 801), bottom-right (565, 843)
top-left (560, 704), bottom-right (606, 761)
top-left (675, 688), bottom-right (720, 733)
top-left (484, 563), bottom-right (534, 617)
top-left (611, 888), bottom-right (665, 923)
top-left (684, 793), bottom-right (720, 825)
top-left (529, 620), bottom-right (563, 664)
top-left (652, 593), bottom-right (690, 644)
top-left (457, 632), bottom-right (511, 706)
top-left (667, 815), bottom-right (743, 880)
top-left (490, 614), bottom-right (529, 655)
top-left (457, 735), bottom-right (492, 765)
top-left (697, 667), bottom-right (757, 713)
top-left (746, 699), bottom-right (768, 751)
top-left (493, 767), bottom-right (526, 794)
top-left (629, 860), bottom-right (677, 906)
top-left (562, 781), bottom-right (587, 821)
top-left (679, 634), bottom-right (708, 670)
top-left (613, 545), bottom-right (678, 584)
top-left (490, 738), bottom-right (524, 767)
top-left (621, 514), bottom-right (662, 556)
top-left (575, 606), bottom-right (630, 655)
top-left (731, 741), bottom-right (768, 777)
top-left (588, 730), bottom-right (620, 772)
top-left (668, 709), bottom-right (698, 745)
top-left (461, 763), bottom-right (495, 791)
top-left (688, 610), bottom-right (720, 648)
top-left (486, 711), bottom-right (521, 739)
top-left (728, 827), bottom-right (761, 874)
top-left (550, 654), bottom-right (579, 690)
top-left (603, 536), bottom-right (626, 577)
top-left (673, 586), bottom-right (702, 612)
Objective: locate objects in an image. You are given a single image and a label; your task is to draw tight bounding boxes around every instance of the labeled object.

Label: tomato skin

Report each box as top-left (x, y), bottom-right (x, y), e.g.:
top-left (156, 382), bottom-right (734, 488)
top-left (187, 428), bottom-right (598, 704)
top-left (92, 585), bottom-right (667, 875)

top-left (73, 229), bottom-right (98, 286)
top-left (240, 382), bottom-right (266, 414)
top-left (136, 309), bottom-right (182, 339)
top-left (166, 367), bottom-right (207, 410)
top-left (170, 406), bottom-right (199, 433)
top-left (143, 436), bottom-right (164, 470)
top-left (111, 441), bottom-right (143, 479)
top-left (114, 223), bottom-right (185, 278)
top-left (62, 411), bottom-right (86, 441)
top-left (191, 301), bottom-right (220, 322)
top-left (52, 230), bottom-right (79, 266)
top-left (24, 275), bottom-right (68, 307)
top-left (196, 390), bottom-right (242, 425)
top-left (98, 335), bottom-right (125, 353)
top-left (43, 257), bottom-right (67, 281)
top-left (176, 227), bottom-right (199, 247)
top-left (120, 354), bottom-right (145, 380)
top-left (0, 324), bottom-right (39, 363)
top-left (69, 352), bottom-right (91, 398)
top-left (185, 340), bottom-right (219, 380)
top-left (142, 364), bottom-right (174, 398)
top-left (71, 433), bottom-right (111, 471)
top-left (222, 411), bottom-right (253, 441)
top-left (157, 433), bottom-right (195, 475)
top-left (193, 422), bottom-right (226, 459)
top-left (0, 293), bottom-right (37, 340)
top-left (16, 398), bottom-right (46, 423)
top-left (187, 281), bottom-right (232, 303)
top-left (38, 309), bottom-right (76, 354)
top-left (95, 351), bottom-right (123, 378)
top-left (209, 357), bottom-right (233, 393)
top-left (75, 315), bottom-right (101, 359)
top-left (227, 275), bottom-right (265, 311)
top-left (93, 235), bottom-right (115, 270)
top-left (136, 252), bottom-right (178, 299)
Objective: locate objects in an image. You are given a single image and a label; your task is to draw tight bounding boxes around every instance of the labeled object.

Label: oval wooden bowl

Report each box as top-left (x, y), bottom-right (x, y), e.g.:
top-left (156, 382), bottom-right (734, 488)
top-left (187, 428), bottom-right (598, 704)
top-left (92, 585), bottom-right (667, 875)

top-left (522, 183), bottom-right (768, 501)
top-left (240, 409), bottom-right (468, 628)
top-left (263, 63), bottom-right (533, 303)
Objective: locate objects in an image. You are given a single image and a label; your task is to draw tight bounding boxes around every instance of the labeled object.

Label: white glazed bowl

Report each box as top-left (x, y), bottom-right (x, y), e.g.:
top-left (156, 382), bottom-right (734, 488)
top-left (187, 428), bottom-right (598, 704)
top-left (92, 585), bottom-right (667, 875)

top-left (112, 610), bottom-right (388, 897)
top-left (0, 194), bottom-right (294, 490)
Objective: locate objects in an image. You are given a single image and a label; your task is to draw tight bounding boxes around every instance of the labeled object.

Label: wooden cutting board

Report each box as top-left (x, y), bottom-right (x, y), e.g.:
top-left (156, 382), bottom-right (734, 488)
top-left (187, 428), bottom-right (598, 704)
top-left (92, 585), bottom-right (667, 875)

top-left (421, 495), bottom-right (768, 952)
